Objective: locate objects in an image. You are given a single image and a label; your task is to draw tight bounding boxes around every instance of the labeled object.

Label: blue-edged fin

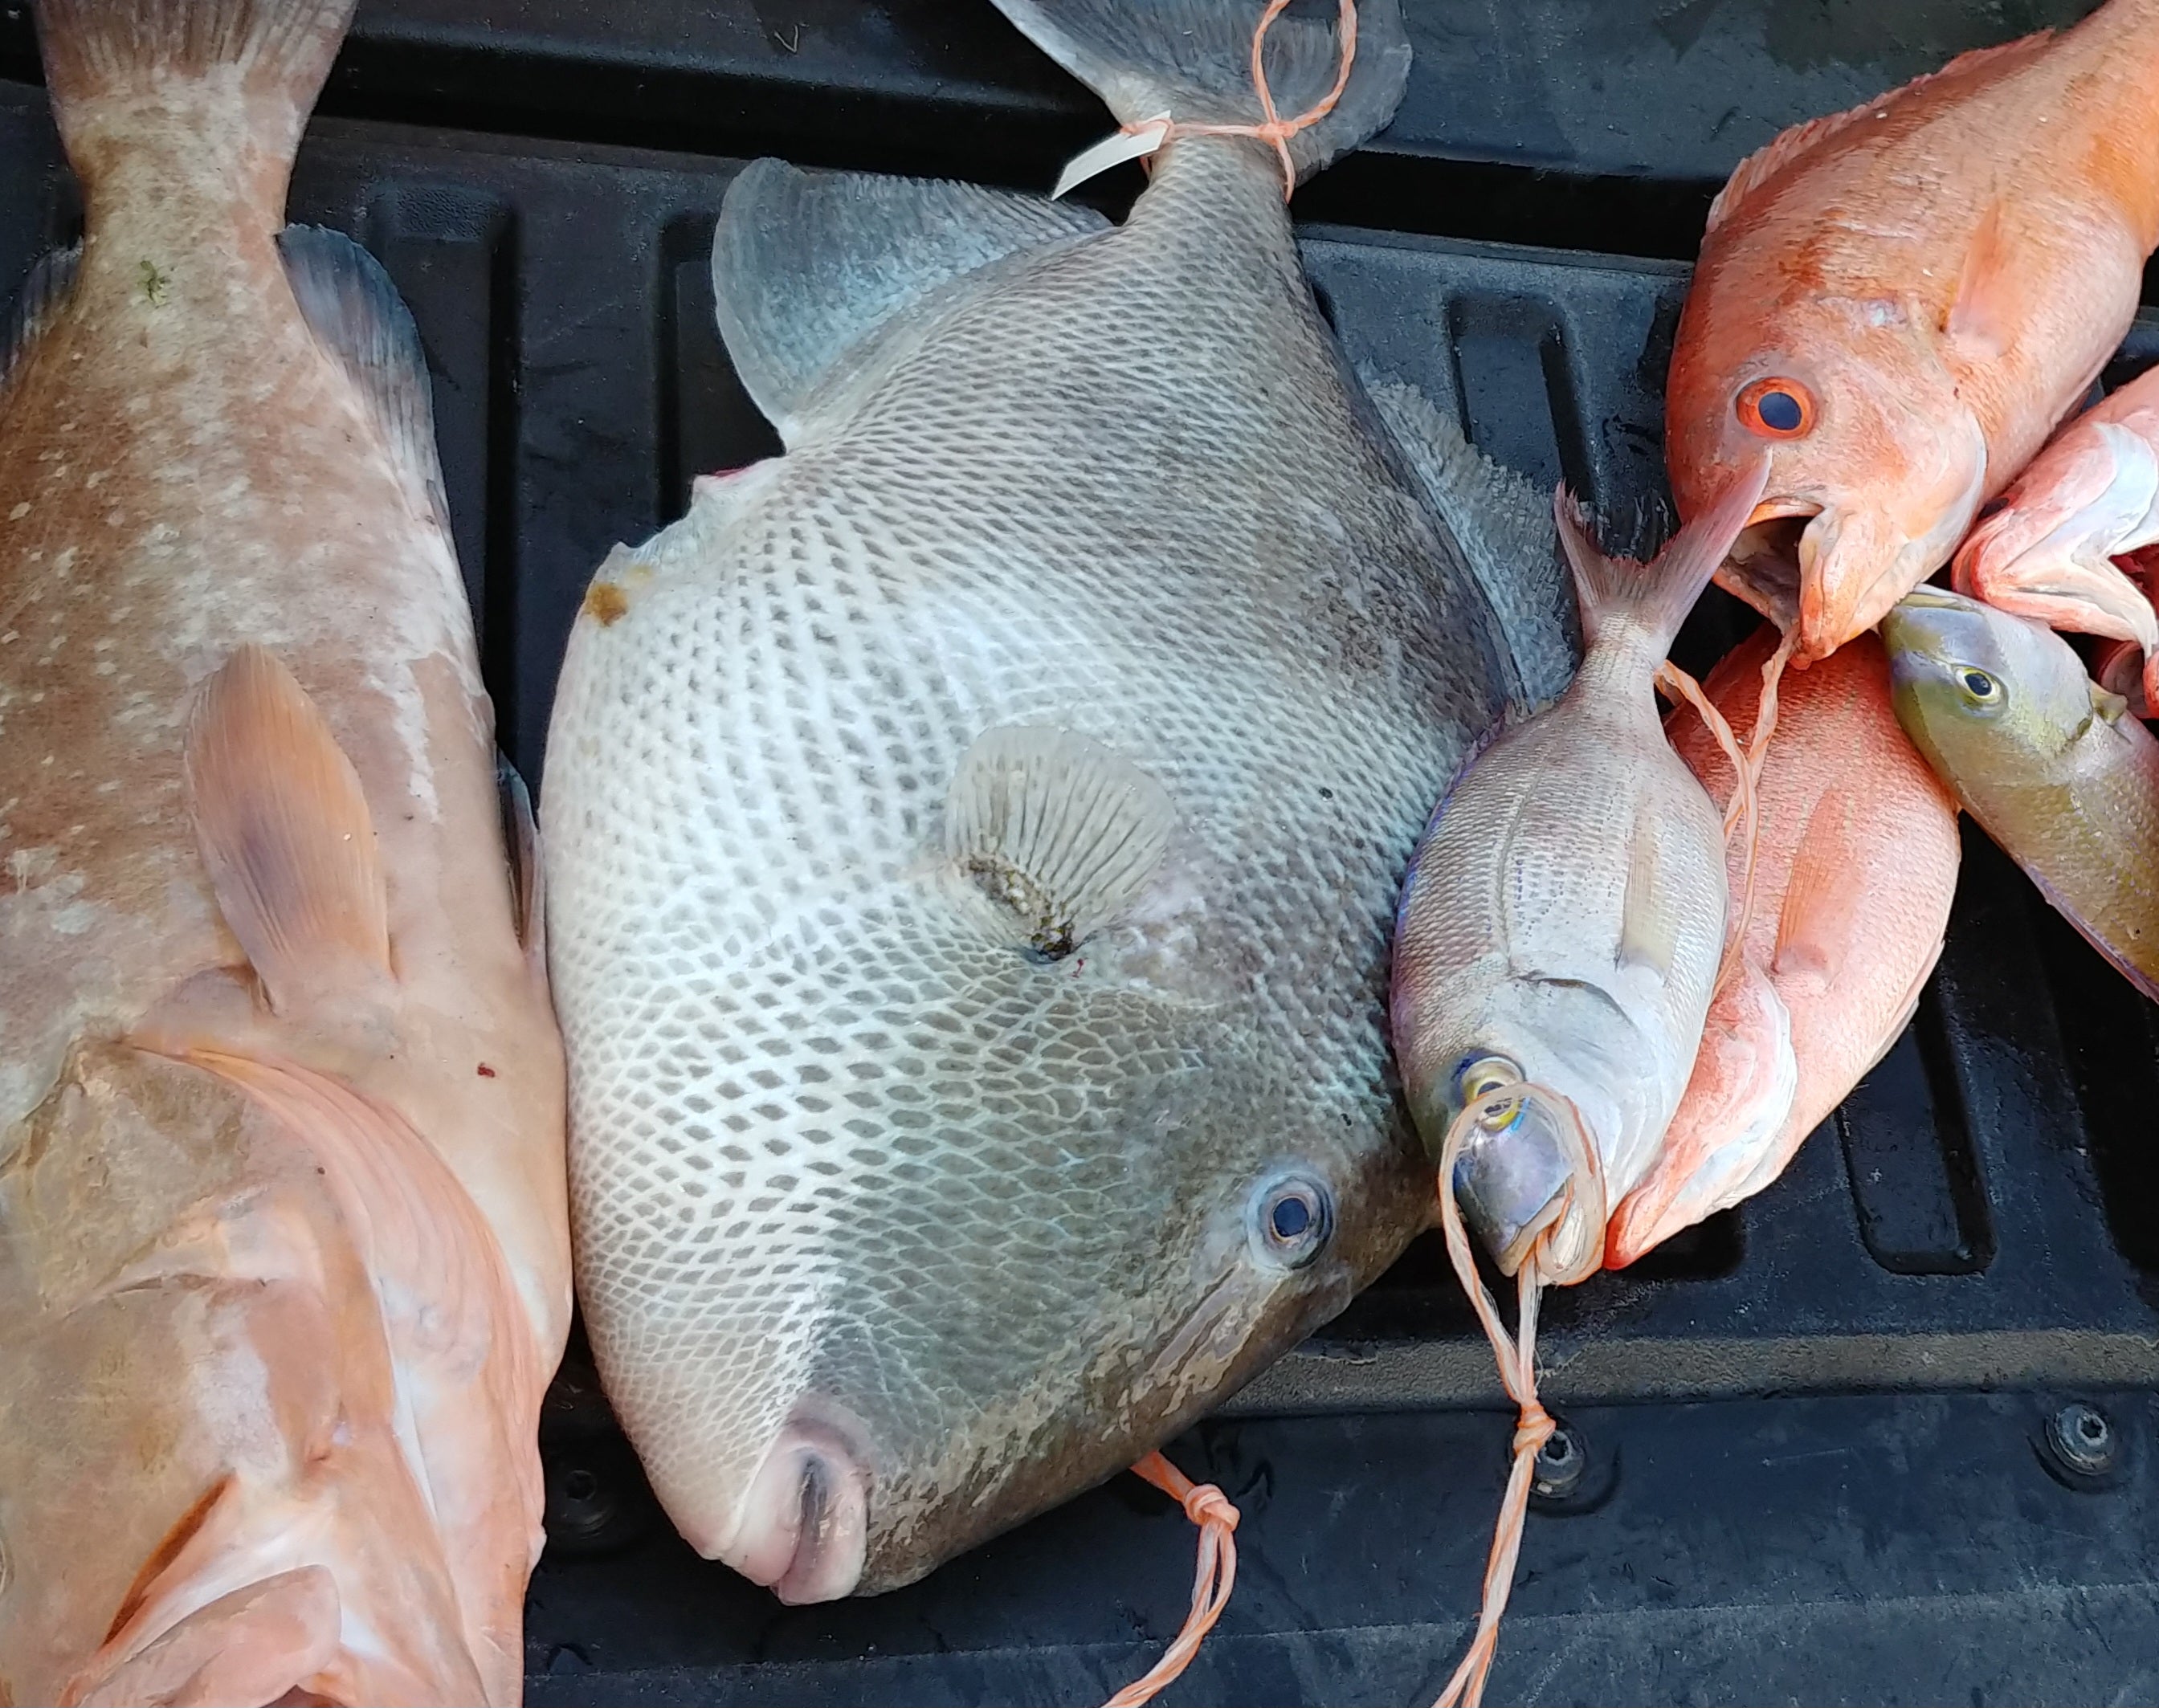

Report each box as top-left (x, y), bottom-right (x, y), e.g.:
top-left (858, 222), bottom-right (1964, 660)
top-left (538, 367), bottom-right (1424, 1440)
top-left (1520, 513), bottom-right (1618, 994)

top-left (2, 243), bottom-right (80, 388)
top-left (989, 0), bottom-right (1410, 184)
top-left (945, 726), bottom-right (1176, 960)
top-left (497, 752), bottom-right (545, 960)
top-left (1363, 373), bottom-right (1580, 716)
top-left (712, 159), bottom-right (1108, 439)
top-left (278, 224), bottom-right (452, 539)
top-left (185, 645), bottom-right (390, 1014)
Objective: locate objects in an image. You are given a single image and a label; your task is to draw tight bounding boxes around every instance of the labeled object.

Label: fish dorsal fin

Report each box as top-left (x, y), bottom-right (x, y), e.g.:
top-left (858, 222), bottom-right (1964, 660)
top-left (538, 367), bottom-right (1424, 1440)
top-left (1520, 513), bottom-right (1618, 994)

top-left (1360, 373), bottom-right (1581, 717)
top-left (1617, 812), bottom-right (1679, 977)
top-left (186, 645), bottom-right (391, 1012)
top-left (945, 725), bottom-right (1176, 959)
top-left (496, 751), bottom-right (545, 960)
top-left (3, 242), bottom-right (82, 388)
top-left (712, 158), bottom-right (1109, 442)
top-left (1773, 788), bottom-right (1864, 991)
top-left (1704, 34), bottom-right (2051, 236)
top-left (277, 225), bottom-right (452, 539)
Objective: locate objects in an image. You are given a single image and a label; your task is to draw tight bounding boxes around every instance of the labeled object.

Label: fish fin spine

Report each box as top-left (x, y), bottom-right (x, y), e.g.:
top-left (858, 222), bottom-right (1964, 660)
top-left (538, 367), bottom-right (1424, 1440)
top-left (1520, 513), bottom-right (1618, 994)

top-left (278, 225), bottom-right (453, 540)
top-left (185, 644), bottom-right (391, 1013)
top-left (1556, 457), bottom-right (1769, 658)
top-left (1704, 33), bottom-right (2050, 235)
top-left (987, 0), bottom-right (1410, 184)
top-left (2, 241), bottom-right (81, 390)
top-left (712, 159), bottom-right (1108, 438)
top-left (945, 726), bottom-right (1177, 957)
top-left (31, 0), bottom-right (355, 169)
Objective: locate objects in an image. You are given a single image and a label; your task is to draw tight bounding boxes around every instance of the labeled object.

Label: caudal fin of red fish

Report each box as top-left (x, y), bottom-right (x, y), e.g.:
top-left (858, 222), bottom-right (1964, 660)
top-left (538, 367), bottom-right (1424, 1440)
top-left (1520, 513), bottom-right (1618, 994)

top-left (1555, 455), bottom-right (1770, 662)
top-left (31, 0), bottom-right (356, 208)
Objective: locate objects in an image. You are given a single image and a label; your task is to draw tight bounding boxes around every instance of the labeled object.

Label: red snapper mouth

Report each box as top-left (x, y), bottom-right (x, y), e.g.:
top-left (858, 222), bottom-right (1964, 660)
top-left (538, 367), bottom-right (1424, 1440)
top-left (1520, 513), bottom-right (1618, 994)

top-left (1718, 500), bottom-right (1823, 632)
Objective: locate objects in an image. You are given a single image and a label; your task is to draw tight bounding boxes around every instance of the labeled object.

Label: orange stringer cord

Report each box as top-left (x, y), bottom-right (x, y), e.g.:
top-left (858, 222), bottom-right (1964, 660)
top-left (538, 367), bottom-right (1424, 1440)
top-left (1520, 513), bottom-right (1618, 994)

top-left (1100, 1452), bottom-right (1240, 1708)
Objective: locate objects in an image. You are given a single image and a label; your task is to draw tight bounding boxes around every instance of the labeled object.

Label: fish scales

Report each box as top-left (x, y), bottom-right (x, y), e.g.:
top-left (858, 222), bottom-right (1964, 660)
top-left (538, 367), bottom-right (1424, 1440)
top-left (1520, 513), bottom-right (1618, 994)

top-left (545, 0), bottom-right (1559, 1602)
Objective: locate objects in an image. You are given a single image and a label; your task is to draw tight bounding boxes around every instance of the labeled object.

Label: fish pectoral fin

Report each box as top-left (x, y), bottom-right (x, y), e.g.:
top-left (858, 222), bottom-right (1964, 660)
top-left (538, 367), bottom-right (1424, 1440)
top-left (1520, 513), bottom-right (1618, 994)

top-left (1771, 788), bottom-right (1865, 992)
top-left (2090, 678), bottom-right (2132, 726)
top-left (1617, 813), bottom-right (1680, 977)
top-left (71, 1564), bottom-right (343, 1708)
top-left (185, 646), bottom-right (393, 1016)
top-left (945, 725), bottom-right (1176, 959)
top-left (1360, 369), bottom-right (1580, 717)
top-left (712, 158), bottom-right (1109, 441)
top-left (279, 226), bottom-right (452, 540)
top-left (496, 751), bottom-right (546, 964)
top-left (1944, 201), bottom-right (2018, 362)
top-left (3, 240), bottom-right (80, 386)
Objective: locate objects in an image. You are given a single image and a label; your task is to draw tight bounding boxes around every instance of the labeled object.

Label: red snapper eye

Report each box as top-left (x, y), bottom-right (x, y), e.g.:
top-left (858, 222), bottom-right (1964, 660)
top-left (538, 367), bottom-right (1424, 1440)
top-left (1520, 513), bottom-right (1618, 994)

top-left (1736, 377), bottom-right (1815, 438)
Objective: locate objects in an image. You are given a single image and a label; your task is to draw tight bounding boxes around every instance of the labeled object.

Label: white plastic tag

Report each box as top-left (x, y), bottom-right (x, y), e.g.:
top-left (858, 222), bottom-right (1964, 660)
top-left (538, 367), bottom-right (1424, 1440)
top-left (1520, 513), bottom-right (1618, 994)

top-left (1051, 114), bottom-right (1173, 200)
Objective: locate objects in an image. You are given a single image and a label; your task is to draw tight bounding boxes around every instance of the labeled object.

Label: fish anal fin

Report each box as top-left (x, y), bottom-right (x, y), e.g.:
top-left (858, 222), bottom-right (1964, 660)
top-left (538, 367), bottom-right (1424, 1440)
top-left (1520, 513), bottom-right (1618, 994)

top-left (1944, 201), bottom-right (2019, 361)
top-left (1772, 789), bottom-right (1865, 993)
top-left (713, 159), bottom-right (1109, 439)
top-left (185, 645), bottom-right (391, 1015)
top-left (4, 242), bottom-right (81, 388)
top-left (1704, 34), bottom-right (2050, 236)
top-left (945, 726), bottom-right (1176, 959)
top-left (1617, 813), bottom-right (1679, 977)
top-left (278, 226), bottom-right (452, 540)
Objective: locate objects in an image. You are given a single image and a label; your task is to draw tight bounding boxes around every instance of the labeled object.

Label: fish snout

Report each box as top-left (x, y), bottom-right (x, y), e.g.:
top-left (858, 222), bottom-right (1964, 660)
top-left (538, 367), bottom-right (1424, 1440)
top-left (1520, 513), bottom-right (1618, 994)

top-left (1449, 1074), bottom-right (1603, 1281)
top-left (725, 1415), bottom-right (871, 1604)
top-left (1794, 508), bottom-right (1928, 662)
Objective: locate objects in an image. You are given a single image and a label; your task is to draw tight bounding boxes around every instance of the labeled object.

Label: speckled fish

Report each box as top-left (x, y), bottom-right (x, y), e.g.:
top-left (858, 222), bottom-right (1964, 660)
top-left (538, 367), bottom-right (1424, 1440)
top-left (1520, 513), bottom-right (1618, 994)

top-left (1954, 360), bottom-right (2159, 708)
top-left (1606, 626), bottom-right (1961, 1264)
top-left (542, 0), bottom-right (1571, 1604)
top-left (1390, 457), bottom-right (1769, 1279)
top-left (0, 2), bottom-right (569, 1702)
top-left (1666, 0), bottom-right (2159, 664)
top-left (1884, 585), bottom-right (2159, 1001)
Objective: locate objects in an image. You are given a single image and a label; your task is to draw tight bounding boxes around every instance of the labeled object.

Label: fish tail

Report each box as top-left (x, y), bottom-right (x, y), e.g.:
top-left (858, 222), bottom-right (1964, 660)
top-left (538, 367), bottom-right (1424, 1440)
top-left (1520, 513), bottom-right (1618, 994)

top-left (31, 0), bottom-right (354, 204)
top-left (990, 0), bottom-right (1410, 185)
top-left (1556, 456), bottom-right (1771, 658)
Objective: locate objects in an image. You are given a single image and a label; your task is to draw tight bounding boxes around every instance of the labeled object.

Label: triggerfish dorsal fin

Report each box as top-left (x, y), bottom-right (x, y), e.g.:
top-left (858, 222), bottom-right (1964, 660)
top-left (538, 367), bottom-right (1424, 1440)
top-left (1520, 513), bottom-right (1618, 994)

top-left (712, 159), bottom-right (1108, 440)
top-left (279, 225), bottom-right (453, 540)
top-left (185, 645), bottom-right (391, 1012)
top-left (945, 725), bottom-right (1177, 961)
top-left (987, 0), bottom-right (1410, 185)
top-left (2, 242), bottom-right (81, 389)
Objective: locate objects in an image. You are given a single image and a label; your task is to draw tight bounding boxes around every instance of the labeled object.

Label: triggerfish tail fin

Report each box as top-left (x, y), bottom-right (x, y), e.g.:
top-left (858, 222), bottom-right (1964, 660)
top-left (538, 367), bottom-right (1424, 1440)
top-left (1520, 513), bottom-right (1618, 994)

top-left (31, 0), bottom-right (357, 212)
top-left (988, 0), bottom-right (1411, 186)
top-left (1557, 455), bottom-right (1770, 661)
top-left (184, 644), bottom-right (392, 1014)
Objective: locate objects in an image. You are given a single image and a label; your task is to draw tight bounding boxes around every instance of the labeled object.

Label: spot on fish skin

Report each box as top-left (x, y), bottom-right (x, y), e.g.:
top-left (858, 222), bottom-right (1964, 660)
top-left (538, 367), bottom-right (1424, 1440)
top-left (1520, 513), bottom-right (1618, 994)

top-left (582, 581), bottom-right (630, 626)
top-left (6, 503), bottom-right (27, 521)
top-left (139, 259), bottom-right (169, 306)
top-left (477, 1062), bottom-right (497, 1078)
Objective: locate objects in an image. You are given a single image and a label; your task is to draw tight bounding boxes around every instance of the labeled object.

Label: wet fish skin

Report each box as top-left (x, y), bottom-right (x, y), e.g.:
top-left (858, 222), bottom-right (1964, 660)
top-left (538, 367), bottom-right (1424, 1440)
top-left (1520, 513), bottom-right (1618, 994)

top-left (1667, 0), bottom-right (2159, 663)
top-left (1954, 361), bottom-right (2159, 709)
top-left (542, 0), bottom-right (1556, 1603)
top-left (0, 2), bottom-right (568, 1702)
top-left (1884, 585), bottom-right (2159, 1001)
top-left (1390, 458), bottom-right (1769, 1277)
top-left (1606, 626), bottom-right (1961, 1265)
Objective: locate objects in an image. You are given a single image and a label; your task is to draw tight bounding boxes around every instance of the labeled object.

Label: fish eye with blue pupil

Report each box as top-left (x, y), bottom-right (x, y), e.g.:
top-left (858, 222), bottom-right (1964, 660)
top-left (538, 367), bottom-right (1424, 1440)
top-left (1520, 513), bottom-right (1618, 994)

top-left (1250, 1172), bottom-right (1333, 1270)
top-left (1959, 667), bottom-right (1998, 701)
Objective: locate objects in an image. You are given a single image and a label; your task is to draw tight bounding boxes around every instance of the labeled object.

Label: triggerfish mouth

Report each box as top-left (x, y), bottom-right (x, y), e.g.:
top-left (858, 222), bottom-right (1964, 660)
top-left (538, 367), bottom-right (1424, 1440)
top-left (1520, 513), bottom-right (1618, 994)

top-left (541, 0), bottom-right (1580, 1604)
top-left (0, 0), bottom-right (571, 1702)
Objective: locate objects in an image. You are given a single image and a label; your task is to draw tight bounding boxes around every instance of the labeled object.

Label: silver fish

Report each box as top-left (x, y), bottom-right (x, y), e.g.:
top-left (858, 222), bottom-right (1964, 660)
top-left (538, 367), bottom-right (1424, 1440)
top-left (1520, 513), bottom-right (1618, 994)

top-left (1391, 459), bottom-right (1770, 1276)
top-left (541, 0), bottom-right (1567, 1602)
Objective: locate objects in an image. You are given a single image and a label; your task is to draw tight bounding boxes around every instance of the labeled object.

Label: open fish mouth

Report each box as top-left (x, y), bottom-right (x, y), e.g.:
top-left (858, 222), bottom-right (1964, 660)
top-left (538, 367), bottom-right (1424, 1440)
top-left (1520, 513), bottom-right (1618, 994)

top-left (1720, 499), bottom-right (1822, 633)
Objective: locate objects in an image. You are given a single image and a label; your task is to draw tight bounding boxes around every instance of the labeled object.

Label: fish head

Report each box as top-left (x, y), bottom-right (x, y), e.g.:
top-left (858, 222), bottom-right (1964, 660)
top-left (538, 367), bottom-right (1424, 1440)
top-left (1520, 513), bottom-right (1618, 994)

top-left (1880, 585), bottom-right (2102, 778)
top-left (1667, 298), bottom-right (1988, 662)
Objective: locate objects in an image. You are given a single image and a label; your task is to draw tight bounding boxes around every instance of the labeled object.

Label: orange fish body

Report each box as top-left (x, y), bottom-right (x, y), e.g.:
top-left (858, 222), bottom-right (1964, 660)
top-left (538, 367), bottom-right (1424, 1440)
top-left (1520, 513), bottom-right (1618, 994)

top-left (1606, 629), bottom-right (1961, 1266)
top-left (1667, 0), bottom-right (2159, 665)
top-left (1955, 359), bottom-right (2159, 707)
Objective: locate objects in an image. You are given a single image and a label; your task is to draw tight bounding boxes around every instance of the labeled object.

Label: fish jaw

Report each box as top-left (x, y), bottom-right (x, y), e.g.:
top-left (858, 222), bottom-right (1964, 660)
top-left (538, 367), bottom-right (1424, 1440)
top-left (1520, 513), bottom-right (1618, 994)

top-left (700, 1413), bottom-right (871, 1604)
top-left (1445, 1075), bottom-right (1594, 1278)
top-left (1953, 419), bottom-right (2159, 656)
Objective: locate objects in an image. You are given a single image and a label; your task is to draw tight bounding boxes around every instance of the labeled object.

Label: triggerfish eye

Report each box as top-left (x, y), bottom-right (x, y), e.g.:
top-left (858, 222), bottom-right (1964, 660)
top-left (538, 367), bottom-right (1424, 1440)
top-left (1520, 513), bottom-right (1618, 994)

top-left (1736, 377), bottom-right (1815, 438)
top-left (1250, 1172), bottom-right (1334, 1270)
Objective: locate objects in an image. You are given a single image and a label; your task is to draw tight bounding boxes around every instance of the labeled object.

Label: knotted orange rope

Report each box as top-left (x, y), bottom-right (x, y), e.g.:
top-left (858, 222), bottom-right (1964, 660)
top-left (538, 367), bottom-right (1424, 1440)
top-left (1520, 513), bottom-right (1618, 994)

top-left (1100, 1452), bottom-right (1242, 1708)
top-left (1055, 0), bottom-right (1361, 202)
top-left (1430, 1080), bottom-right (1606, 1708)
